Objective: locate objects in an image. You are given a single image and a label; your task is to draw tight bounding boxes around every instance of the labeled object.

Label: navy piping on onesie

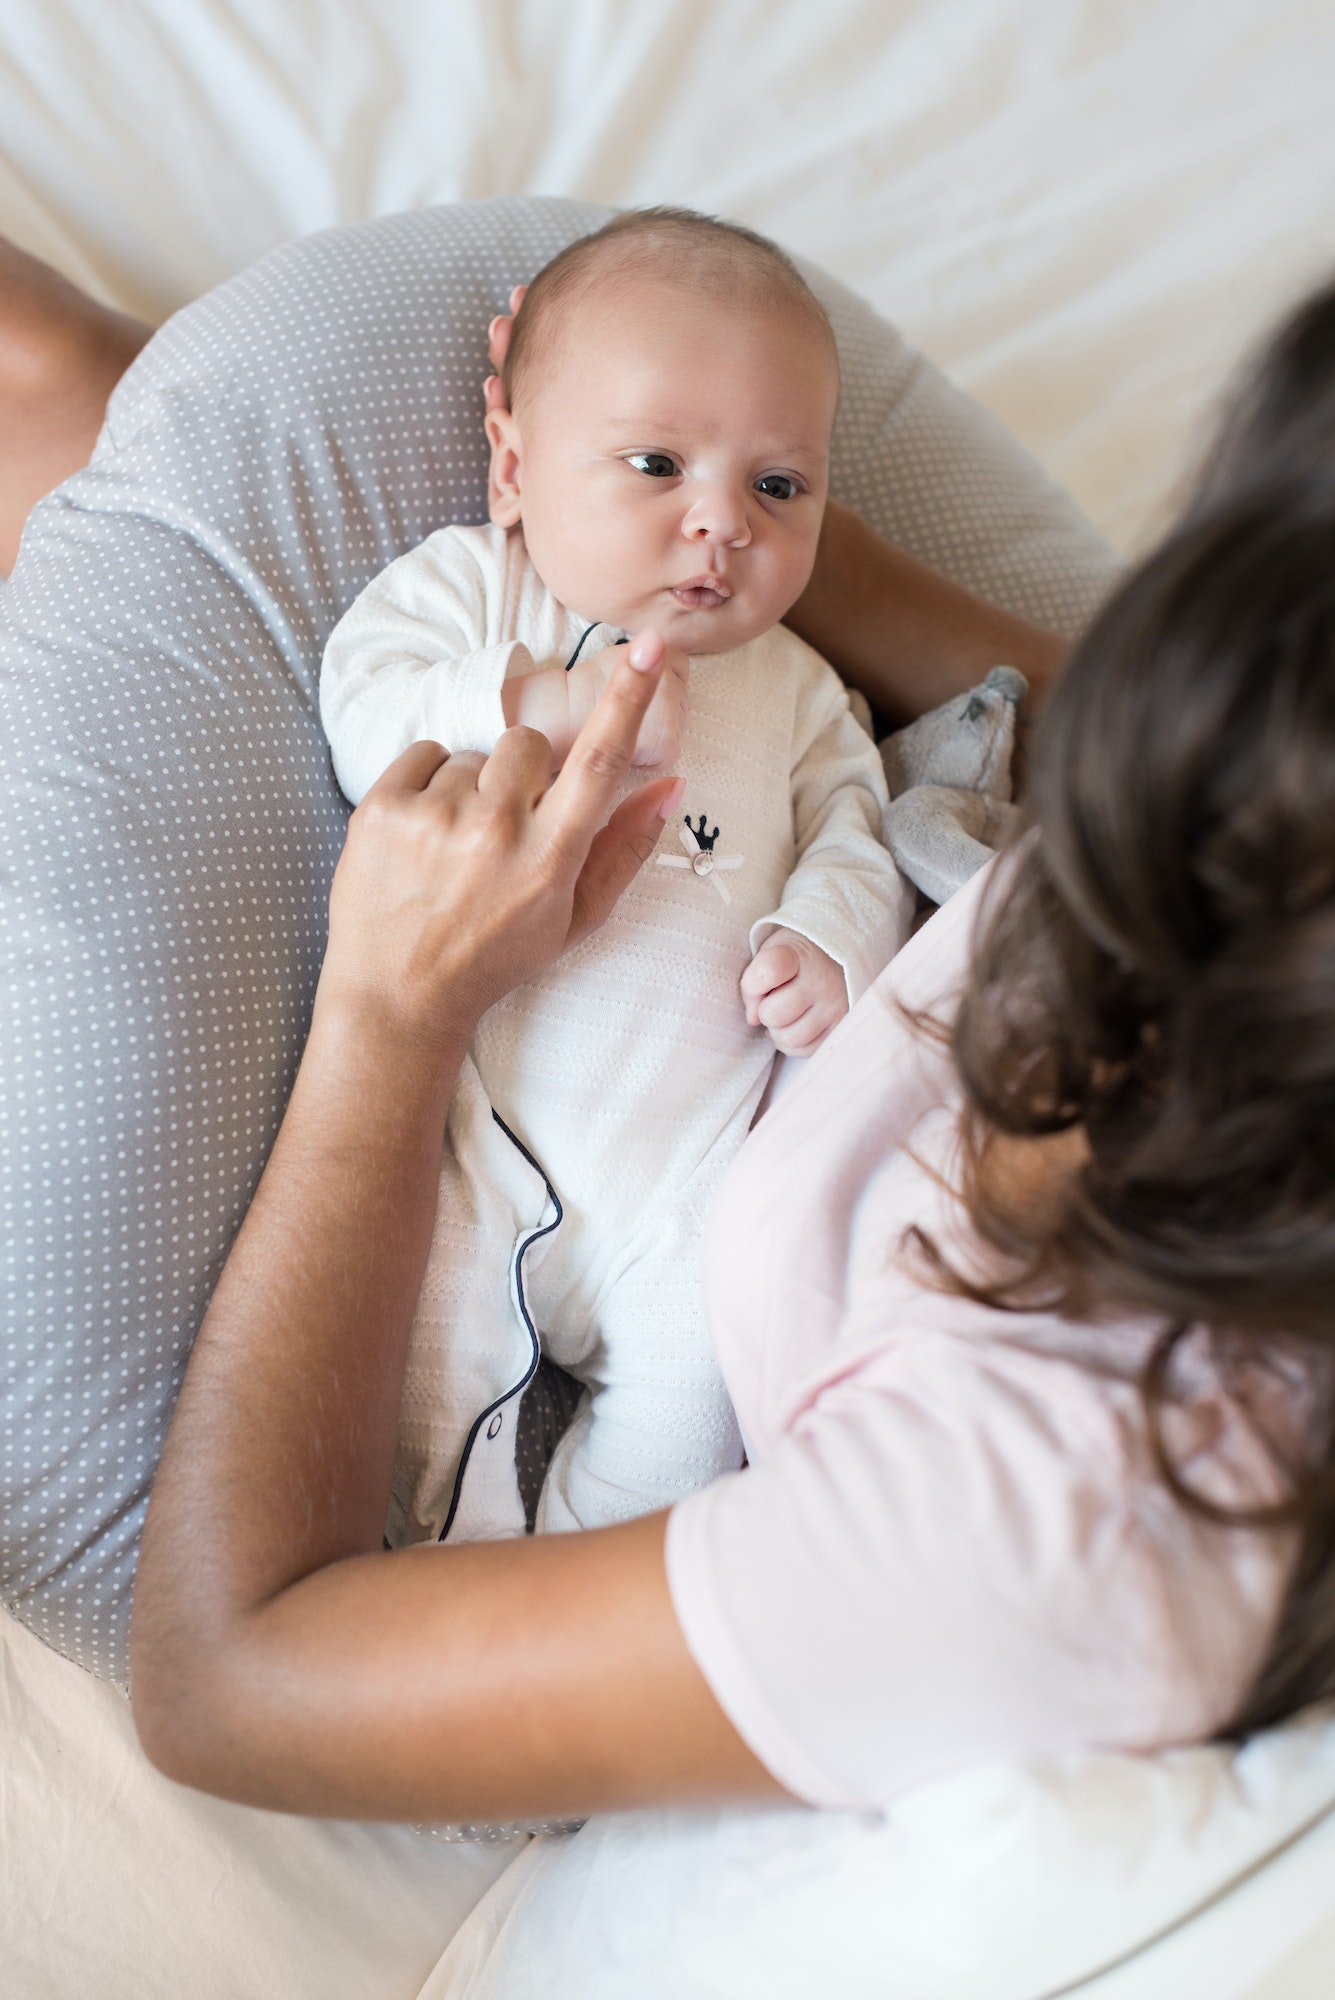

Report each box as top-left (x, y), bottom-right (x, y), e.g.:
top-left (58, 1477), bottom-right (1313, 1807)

top-left (436, 1110), bottom-right (564, 1543)
top-left (433, 625), bottom-right (626, 1537)
top-left (563, 624), bottom-right (629, 671)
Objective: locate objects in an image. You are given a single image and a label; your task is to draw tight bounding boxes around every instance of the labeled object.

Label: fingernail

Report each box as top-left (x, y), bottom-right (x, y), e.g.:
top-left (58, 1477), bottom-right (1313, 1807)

top-left (628, 630), bottom-right (665, 673)
top-left (657, 778), bottom-right (686, 820)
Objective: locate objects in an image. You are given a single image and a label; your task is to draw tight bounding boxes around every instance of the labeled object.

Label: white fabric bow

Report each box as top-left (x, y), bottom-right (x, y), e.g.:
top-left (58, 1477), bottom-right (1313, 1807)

top-left (656, 821), bottom-right (744, 905)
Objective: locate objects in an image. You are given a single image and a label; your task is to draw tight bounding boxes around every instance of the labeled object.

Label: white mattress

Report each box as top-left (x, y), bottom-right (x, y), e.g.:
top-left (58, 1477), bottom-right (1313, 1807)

top-left (3, 4), bottom-right (1334, 1996)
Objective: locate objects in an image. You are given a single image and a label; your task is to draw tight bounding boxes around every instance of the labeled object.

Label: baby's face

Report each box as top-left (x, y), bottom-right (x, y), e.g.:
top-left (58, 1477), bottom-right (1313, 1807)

top-left (486, 279), bottom-right (838, 654)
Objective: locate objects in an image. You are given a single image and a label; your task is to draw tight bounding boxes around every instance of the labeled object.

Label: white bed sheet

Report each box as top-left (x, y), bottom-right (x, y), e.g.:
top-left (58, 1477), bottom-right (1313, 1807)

top-left (1074, 1808), bottom-right (1335, 2000)
top-left (419, 1715), bottom-right (1335, 2000)
top-left (4, 3), bottom-right (1335, 1995)
top-left (1, 0), bottom-right (1332, 553)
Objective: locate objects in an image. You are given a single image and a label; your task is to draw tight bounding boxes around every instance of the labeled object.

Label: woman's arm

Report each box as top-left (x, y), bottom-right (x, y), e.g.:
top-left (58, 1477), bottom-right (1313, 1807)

top-left (0, 235), bottom-right (151, 574)
top-left (784, 497), bottom-right (1068, 726)
top-left (129, 636), bottom-right (786, 1821)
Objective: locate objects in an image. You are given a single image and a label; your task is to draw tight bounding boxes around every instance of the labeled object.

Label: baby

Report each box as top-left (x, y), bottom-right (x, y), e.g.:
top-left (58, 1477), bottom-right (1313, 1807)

top-left (321, 209), bottom-right (912, 1546)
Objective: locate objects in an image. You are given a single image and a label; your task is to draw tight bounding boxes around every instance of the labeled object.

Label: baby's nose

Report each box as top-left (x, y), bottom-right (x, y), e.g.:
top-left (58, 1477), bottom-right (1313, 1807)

top-left (682, 484), bottom-right (751, 547)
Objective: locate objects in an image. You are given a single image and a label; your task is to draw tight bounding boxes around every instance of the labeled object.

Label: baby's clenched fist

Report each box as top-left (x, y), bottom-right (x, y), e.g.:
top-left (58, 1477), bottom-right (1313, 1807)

top-left (740, 928), bottom-right (847, 1056)
top-left (574, 637), bottom-right (690, 770)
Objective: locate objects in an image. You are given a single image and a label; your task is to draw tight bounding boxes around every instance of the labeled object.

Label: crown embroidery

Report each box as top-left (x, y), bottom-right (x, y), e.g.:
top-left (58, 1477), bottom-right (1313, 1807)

top-left (656, 810), bottom-right (744, 905)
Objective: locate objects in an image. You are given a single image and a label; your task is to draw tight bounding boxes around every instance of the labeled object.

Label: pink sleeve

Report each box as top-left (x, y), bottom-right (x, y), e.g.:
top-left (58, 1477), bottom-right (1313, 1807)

top-left (665, 1334), bottom-right (1288, 1808)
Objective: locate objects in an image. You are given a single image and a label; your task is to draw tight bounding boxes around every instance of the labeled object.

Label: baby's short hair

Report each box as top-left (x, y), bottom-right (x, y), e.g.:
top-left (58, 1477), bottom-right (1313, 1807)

top-left (501, 206), bottom-right (836, 411)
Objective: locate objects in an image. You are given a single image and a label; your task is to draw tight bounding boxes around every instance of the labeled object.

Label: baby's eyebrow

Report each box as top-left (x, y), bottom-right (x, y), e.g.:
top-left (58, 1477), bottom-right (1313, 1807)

top-left (601, 421), bottom-right (826, 463)
top-left (601, 416), bottom-right (682, 433)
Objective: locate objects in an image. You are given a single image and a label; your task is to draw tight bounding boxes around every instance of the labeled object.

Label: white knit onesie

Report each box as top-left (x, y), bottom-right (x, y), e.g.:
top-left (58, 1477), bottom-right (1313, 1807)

top-left (321, 524), bottom-right (912, 1541)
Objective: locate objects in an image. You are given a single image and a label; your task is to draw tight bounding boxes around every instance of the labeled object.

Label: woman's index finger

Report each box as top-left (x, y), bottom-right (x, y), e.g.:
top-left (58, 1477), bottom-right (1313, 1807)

top-left (541, 641), bottom-right (665, 851)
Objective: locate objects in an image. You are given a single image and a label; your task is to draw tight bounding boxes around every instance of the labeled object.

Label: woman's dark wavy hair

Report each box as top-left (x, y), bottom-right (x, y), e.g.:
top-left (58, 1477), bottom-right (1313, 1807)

top-left (939, 278), bottom-right (1335, 1734)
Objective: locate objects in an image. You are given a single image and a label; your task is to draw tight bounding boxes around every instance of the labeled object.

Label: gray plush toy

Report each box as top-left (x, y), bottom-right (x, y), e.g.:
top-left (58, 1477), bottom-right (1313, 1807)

top-left (878, 666), bottom-right (1028, 905)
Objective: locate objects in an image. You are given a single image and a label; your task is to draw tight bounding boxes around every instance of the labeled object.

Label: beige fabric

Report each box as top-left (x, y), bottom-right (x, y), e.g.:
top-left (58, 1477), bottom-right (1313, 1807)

top-left (0, 1604), bottom-right (519, 2000)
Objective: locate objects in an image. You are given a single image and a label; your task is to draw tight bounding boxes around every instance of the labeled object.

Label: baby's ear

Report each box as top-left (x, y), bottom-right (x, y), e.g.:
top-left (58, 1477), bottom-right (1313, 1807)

top-left (485, 407), bottom-right (523, 527)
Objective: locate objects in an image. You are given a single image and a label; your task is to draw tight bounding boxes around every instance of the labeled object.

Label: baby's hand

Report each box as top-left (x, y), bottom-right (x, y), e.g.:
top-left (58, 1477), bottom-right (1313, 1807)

top-left (574, 636), bottom-right (690, 769)
top-left (740, 929), bottom-right (848, 1056)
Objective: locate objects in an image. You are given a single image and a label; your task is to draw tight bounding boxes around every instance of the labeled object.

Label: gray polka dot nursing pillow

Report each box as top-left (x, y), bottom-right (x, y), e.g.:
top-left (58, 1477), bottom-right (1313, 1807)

top-left (0, 196), bottom-right (1117, 1680)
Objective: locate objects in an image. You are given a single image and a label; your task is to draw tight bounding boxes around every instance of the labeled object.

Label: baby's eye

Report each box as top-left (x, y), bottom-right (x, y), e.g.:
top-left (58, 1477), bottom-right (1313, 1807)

top-left (755, 473), bottom-right (801, 501)
top-left (626, 452), bottom-right (679, 479)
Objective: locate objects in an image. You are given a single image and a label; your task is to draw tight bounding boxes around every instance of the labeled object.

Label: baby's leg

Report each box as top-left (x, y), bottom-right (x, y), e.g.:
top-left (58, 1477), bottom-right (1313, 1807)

top-left (533, 1203), bottom-right (743, 1534)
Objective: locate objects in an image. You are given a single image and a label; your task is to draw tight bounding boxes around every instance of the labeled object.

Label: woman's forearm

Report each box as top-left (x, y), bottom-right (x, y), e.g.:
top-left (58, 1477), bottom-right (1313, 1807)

top-left (0, 235), bottom-right (151, 574)
top-left (785, 497), bottom-right (1068, 724)
top-left (130, 988), bottom-right (466, 1746)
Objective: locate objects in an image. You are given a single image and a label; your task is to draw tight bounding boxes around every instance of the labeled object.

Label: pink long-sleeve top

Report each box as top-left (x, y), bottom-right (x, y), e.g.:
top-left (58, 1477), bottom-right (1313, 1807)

top-left (664, 864), bottom-right (1300, 1808)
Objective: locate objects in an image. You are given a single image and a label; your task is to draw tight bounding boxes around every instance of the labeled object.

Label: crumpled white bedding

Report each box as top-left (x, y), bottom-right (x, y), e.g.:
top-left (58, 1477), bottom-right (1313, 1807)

top-left (4, 3), bottom-right (1335, 1998)
top-left (423, 1720), bottom-right (1335, 2000)
top-left (1, 0), bottom-right (1330, 554)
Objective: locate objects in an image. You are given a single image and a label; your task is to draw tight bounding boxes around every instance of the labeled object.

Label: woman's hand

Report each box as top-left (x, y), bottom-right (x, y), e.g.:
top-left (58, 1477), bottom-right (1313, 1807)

top-left (320, 627), bottom-right (685, 1055)
top-left (486, 284), bottom-right (526, 385)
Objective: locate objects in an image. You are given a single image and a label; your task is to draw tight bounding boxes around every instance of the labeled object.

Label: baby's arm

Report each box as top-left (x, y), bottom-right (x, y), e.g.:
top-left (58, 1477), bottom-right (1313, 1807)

top-left (746, 647), bottom-right (915, 1054)
top-left (320, 532), bottom-right (527, 805)
top-left (503, 642), bottom-right (689, 771)
top-left (322, 531), bottom-right (689, 800)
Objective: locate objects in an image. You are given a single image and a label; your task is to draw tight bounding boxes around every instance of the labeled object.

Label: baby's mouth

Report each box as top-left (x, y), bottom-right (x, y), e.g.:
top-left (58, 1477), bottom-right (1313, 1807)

top-left (671, 573), bottom-right (732, 611)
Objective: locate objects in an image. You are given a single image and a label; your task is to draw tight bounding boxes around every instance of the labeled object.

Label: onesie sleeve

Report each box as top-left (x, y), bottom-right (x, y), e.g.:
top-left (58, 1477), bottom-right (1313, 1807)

top-left (320, 527), bottom-right (530, 805)
top-left (749, 649), bottom-right (914, 1003)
